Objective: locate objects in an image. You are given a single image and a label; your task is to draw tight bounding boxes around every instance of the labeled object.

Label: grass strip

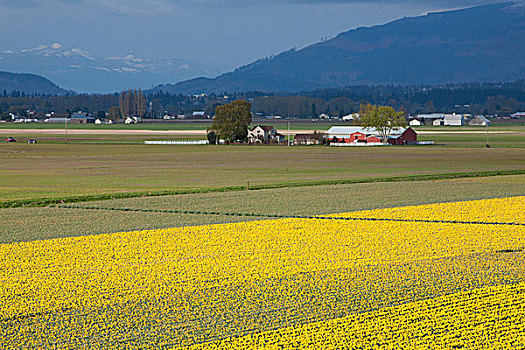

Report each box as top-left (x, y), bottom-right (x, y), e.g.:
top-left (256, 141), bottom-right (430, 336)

top-left (3, 169), bottom-right (525, 209)
top-left (54, 204), bottom-right (525, 227)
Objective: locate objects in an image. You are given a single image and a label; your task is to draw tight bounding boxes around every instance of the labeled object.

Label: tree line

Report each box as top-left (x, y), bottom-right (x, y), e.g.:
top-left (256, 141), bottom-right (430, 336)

top-left (1, 81), bottom-right (524, 119)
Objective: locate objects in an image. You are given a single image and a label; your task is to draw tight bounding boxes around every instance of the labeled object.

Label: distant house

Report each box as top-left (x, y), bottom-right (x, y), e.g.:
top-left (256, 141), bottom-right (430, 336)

top-left (326, 126), bottom-right (417, 145)
top-left (342, 113), bottom-right (358, 121)
top-left (444, 114), bottom-right (464, 126)
top-left (469, 115), bottom-right (491, 126)
top-left (72, 112), bottom-right (89, 119)
top-left (409, 119), bottom-right (423, 126)
top-left (417, 114), bottom-right (447, 125)
top-left (511, 112), bottom-right (525, 119)
top-left (125, 116), bottom-right (141, 124)
top-left (191, 111), bottom-right (208, 119)
top-left (248, 125), bottom-right (285, 144)
top-left (70, 113), bottom-right (96, 124)
top-left (45, 115), bottom-right (69, 123)
top-left (294, 132), bottom-right (325, 145)
top-left (433, 119), bottom-right (444, 126)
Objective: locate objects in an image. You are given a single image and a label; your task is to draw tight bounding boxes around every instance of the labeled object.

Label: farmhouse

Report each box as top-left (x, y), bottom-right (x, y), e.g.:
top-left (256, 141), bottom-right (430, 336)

top-left (247, 125), bottom-right (285, 144)
top-left (469, 115), bottom-right (491, 126)
top-left (416, 113), bottom-right (468, 126)
top-left (444, 114), bottom-right (464, 126)
top-left (327, 126), bottom-right (417, 145)
top-left (409, 119), bottom-right (423, 126)
top-left (294, 132), bottom-right (325, 145)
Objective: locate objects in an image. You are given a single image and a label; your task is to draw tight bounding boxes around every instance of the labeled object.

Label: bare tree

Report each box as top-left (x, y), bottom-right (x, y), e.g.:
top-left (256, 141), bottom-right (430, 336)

top-left (119, 91), bottom-right (131, 120)
top-left (136, 89), bottom-right (146, 117)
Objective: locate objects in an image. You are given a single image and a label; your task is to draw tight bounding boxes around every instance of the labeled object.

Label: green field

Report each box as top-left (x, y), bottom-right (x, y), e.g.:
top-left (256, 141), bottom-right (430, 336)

top-left (2, 142), bottom-right (525, 203)
top-left (0, 133), bottom-right (206, 144)
top-left (2, 174), bottom-right (524, 244)
top-left (418, 132), bottom-right (525, 148)
top-left (1, 126), bottom-right (524, 244)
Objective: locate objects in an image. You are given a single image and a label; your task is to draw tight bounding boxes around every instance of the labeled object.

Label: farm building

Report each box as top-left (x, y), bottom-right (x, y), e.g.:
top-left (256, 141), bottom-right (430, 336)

top-left (409, 119), bottom-right (423, 126)
top-left (294, 132), bottom-right (325, 145)
top-left (248, 125), bottom-right (285, 144)
top-left (46, 117), bottom-right (69, 123)
top-left (342, 113), bottom-right (358, 121)
top-left (417, 114), bottom-right (447, 125)
top-left (326, 126), bottom-right (417, 145)
top-left (444, 114), bottom-right (464, 126)
top-left (70, 116), bottom-right (96, 124)
top-left (469, 116), bottom-right (491, 126)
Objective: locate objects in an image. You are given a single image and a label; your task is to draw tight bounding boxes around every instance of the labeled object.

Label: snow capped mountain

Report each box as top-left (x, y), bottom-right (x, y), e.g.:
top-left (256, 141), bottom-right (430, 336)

top-left (0, 43), bottom-right (221, 93)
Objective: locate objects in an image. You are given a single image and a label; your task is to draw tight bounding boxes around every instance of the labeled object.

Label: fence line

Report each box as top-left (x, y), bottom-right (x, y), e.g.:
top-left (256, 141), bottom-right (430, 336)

top-left (52, 205), bottom-right (525, 227)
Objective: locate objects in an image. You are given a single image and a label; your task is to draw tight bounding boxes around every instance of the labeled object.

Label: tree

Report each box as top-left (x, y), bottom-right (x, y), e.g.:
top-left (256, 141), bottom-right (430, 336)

top-left (311, 103), bottom-right (317, 118)
top-left (425, 100), bottom-right (435, 113)
top-left (358, 104), bottom-right (406, 144)
top-left (210, 100), bottom-right (252, 143)
top-left (136, 89), bottom-right (147, 117)
top-left (119, 91), bottom-right (131, 120)
top-left (207, 130), bottom-right (217, 145)
top-left (108, 106), bottom-right (120, 121)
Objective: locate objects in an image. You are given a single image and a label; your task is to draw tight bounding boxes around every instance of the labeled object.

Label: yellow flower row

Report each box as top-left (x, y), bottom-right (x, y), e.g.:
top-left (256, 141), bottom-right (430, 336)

top-left (1, 197), bottom-right (524, 348)
top-left (185, 282), bottom-right (525, 349)
top-left (332, 196), bottom-right (525, 224)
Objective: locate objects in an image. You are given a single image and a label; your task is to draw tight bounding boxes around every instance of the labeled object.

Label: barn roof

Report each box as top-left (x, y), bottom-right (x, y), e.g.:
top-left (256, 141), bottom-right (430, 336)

top-left (294, 133), bottom-right (323, 140)
top-left (327, 126), bottom-right (408, 137)
top-left (251, 125), bottom-right (275, 132)
top-left (444, 114), bottom-right (464, 121)
top-left (472, 115), bottom-right (490, 123)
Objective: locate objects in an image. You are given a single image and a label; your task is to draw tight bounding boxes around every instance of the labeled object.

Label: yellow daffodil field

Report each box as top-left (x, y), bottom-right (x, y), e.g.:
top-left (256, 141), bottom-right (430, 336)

top-left (1, 196), bottom-right (524, 349)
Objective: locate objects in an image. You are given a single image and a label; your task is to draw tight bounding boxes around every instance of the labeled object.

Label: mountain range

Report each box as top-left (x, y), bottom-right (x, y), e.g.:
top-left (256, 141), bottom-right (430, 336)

top-left (0, 71), bottom-right (67, 96)
top-left (154, 1), bottom-right (525, 95)
top-left (0, 43), bottom-right (221, 93)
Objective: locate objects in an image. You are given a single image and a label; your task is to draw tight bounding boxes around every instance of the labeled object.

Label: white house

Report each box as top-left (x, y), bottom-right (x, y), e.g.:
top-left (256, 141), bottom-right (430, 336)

top-left (247, 125), bottom-right (285, 144)
top-left (444, 114), bottom-right (464, 126)
top-left (125, 116), bottom-right (141, 124)
top-left (433, 119), bottom-right (444, 126)
top-left (469, 115), bottom-right (491, 126)
top-left (409, 119), bottom-right (423, 126)
top-left (342, 113), bottom-right (358, 121)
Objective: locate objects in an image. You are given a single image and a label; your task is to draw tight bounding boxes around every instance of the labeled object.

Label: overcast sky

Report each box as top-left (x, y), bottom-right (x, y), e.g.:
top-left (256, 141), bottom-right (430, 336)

top-left (0, 0), bottom-right (505, 71)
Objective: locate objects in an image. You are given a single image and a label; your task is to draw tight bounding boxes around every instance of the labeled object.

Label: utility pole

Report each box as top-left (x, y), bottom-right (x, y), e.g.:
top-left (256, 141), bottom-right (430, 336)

top-left (288, 121), bottom-right (290, 146)
top-left (485, 122), bottom-right (490, 148)
top-left (65, 117), bottom-right (68, 144)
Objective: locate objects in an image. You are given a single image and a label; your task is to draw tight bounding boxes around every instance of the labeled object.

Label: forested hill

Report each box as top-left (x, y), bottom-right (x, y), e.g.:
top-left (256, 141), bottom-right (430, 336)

top-left (153, 1), bottom-right (525, 94)
top-left (0, 71), bottom-right (67, 96)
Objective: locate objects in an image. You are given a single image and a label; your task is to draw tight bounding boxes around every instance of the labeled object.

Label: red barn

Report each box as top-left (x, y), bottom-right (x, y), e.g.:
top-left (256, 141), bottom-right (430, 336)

top-left (327, 126), bottom-right (418, 145)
